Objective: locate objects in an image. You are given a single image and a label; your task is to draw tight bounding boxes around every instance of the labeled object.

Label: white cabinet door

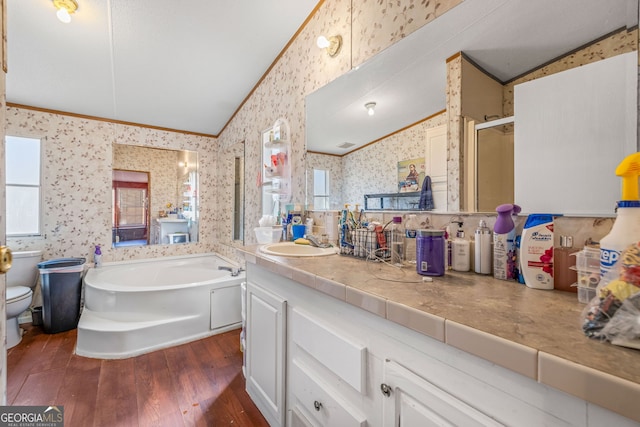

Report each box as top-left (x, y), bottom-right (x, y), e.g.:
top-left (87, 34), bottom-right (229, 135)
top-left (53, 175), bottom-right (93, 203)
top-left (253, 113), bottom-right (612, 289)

top-left (382, 360), bottom-right (503, 427)
top-left (246, 281), bottom-right (287, 427)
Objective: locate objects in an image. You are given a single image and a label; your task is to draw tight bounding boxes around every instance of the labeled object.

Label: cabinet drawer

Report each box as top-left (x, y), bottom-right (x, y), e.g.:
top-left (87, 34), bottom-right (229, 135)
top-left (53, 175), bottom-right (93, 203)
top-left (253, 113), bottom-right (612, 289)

top-left (291, 360), bottom-right (366, 427)
top-left (292, 308), bottom-right (367, 393)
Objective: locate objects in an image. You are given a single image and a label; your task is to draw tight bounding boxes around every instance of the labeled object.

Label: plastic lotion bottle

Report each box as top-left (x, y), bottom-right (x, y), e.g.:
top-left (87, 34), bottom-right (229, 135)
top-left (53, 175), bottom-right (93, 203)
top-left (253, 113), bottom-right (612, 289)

top-left (493, 204), bottom-right (521, 280)
top-left (520, 214), bottom-right (554, 290)
top-left (599, 152), bottom-right (640, 286)
top-left (474, 220), bottom-right (492, 274)
top-left (451, 222), bottom-right (470, 272)
top-left (94, 245), bottom-right (102, 268)
top-left (404, 214), bottom-right (419, 265)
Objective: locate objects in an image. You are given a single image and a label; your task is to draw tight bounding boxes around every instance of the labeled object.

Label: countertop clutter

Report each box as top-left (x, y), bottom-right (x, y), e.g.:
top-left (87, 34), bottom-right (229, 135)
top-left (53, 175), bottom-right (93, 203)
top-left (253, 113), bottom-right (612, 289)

top-left (239, 244), bottom-right (640, 423)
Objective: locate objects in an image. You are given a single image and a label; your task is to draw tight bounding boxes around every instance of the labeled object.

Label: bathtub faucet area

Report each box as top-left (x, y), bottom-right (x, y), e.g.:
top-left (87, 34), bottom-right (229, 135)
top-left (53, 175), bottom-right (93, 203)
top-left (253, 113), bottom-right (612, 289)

top-left (218, 265), bottom-right (243, 276)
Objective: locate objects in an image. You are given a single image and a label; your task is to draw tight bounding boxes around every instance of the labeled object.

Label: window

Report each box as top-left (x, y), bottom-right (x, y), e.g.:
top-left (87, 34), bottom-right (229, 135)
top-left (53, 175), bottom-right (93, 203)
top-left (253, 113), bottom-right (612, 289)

top-left (313, 169), bottom-right (330, 210)
top-left (6, 136), bottom-right (42, 237)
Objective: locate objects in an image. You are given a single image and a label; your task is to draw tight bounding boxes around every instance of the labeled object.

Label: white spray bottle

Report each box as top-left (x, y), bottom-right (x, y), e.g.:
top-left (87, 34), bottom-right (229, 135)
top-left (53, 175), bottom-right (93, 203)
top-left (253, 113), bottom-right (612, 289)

top-left (599, 152), bottom-right (640, 286)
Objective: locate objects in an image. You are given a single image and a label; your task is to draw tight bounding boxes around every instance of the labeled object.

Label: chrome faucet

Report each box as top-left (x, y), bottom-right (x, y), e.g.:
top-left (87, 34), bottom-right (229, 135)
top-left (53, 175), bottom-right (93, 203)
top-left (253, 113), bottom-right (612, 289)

top-left (218, 265), bottom-right (243, 277)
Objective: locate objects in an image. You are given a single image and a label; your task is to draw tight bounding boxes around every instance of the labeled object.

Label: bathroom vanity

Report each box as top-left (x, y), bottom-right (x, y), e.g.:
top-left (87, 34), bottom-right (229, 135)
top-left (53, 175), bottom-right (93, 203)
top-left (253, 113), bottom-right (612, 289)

top-left (239, 246), bottom-right (640, 427)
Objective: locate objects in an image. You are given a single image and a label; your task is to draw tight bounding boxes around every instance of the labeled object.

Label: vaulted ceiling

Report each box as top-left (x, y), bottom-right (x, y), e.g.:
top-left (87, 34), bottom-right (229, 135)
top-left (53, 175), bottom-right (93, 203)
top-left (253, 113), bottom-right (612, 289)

top-left (7, 0), bottom-right (319, 136)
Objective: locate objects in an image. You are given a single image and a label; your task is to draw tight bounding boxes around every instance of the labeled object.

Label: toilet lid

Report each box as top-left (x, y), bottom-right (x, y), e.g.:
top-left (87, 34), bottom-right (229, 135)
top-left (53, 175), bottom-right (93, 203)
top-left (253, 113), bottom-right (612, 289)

top-left (7, 286), bottom-right (32, 303)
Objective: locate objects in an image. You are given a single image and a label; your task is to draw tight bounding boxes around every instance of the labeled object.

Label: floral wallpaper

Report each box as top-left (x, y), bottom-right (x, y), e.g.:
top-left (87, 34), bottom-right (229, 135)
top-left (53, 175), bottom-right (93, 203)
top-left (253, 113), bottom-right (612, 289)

top-left (6, 108), bottom-right (217, 263)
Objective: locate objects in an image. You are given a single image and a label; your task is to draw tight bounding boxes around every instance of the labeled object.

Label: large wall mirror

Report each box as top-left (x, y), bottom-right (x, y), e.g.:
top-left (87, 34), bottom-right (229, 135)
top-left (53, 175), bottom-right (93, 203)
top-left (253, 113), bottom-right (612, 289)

top-left (112, 144), bottom-right (198, 247)
top-left (305, 0), bottom-right (637, 214)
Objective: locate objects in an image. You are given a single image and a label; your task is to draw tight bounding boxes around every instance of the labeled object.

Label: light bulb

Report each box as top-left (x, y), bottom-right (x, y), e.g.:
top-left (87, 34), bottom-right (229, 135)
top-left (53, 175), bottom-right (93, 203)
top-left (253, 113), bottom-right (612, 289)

top-left (56, 7), bottom-right (71, 23)
top-left (316, 36), bottom-right (330, 49)
top-left (365, 102), bottom-right (376, 116)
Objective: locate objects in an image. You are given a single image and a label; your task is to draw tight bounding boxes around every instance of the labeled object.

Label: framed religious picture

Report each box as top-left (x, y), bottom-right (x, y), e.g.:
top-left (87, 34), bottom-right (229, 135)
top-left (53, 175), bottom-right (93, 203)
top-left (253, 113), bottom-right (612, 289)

top-left (398, 158), bottom-right (425, 192)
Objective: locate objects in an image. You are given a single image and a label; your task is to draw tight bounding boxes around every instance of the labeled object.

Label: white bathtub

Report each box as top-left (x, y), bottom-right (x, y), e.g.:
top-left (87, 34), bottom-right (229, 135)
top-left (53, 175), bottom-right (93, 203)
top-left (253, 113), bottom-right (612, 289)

top-left (76, 254), bottom-right (244, 359)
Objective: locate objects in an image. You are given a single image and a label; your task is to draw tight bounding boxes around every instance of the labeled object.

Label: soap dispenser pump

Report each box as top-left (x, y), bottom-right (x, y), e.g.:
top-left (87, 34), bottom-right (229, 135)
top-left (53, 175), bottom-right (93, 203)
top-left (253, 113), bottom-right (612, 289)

top-left (94, 245), bottom-right (102, 268)
top-left (474, 220), bottom-right (492, 274)
top-left (451, 221), bottom-right (470, 272)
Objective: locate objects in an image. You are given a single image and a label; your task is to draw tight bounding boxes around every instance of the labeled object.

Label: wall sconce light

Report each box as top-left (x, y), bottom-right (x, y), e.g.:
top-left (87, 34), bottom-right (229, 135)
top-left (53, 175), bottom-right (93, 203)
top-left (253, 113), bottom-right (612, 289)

top-left (53, 0), bottom-right (78, 23)
top-left (365, 102), bottom-right (376, 116)
top-left (178, 161), bottom-right (188, 169)
top-left (316, 35), bottom-right (342, 57)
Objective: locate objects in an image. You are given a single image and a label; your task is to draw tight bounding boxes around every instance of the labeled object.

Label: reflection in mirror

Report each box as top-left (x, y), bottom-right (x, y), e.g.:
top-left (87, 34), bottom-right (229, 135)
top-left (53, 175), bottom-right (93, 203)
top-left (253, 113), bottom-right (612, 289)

top-left (465, 117), bottom-right (514, 212)
top-left (112, 170), bottom-right (150, 247)
top-left (311, 169), bottom-right (331, 210)
top-left (112, 144), bottom-right (198, 247)
top-left (305, 0), bottom-right (636, 214)
top-left (233, 155), bottom-right (244, 242)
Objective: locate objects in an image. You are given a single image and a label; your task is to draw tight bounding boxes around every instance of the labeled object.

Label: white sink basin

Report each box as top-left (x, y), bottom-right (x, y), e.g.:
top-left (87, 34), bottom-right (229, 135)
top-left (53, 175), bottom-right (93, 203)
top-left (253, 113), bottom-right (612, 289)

top-left (260, 242), bottom-right (338, 257)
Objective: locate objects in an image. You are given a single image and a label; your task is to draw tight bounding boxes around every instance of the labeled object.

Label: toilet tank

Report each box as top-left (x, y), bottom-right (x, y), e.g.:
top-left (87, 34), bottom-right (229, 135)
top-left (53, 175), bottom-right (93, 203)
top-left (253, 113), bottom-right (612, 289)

top-left (6, 250), bottom-right (42, 289)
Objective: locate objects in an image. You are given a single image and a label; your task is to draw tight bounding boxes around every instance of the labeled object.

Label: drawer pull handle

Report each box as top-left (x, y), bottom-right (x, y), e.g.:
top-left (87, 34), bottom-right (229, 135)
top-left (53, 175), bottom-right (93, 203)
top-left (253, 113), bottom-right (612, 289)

top-left (380, 383), bottom-right (391, 397)
top-left (313, 400), bottom-right (322, 411)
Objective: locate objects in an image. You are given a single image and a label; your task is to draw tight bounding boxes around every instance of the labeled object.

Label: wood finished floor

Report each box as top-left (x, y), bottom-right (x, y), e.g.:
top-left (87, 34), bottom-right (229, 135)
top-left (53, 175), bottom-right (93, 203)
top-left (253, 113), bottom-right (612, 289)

top-left (7, 325), bottom-right (268, 427)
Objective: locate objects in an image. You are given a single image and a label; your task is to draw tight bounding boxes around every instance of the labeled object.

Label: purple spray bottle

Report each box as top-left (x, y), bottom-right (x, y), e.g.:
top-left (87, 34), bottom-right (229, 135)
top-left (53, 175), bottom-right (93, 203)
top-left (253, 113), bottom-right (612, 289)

top-left (493, 204), bottom-right (520, 280)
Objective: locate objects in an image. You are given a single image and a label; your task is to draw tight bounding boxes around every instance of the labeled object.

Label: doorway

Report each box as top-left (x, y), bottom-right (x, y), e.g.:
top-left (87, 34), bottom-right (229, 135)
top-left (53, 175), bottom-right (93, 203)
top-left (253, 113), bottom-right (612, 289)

top-left (112, 170), bottom-right (150, 247)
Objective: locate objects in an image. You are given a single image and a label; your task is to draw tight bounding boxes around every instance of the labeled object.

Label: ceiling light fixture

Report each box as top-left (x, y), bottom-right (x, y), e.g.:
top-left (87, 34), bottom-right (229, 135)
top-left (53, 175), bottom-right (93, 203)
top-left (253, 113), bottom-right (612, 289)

top-left (53, 0), bottom-right (78, 24)
top-left (316, 35), bottom-right (342, 57)
top-left (365, 102), bottom-right (376, 116)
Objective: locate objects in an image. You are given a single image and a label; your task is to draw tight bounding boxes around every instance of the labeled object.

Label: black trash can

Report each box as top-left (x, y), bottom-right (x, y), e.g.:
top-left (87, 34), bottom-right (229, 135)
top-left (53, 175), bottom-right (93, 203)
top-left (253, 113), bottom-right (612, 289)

top-left (37, 258), bottom-right (86, 334)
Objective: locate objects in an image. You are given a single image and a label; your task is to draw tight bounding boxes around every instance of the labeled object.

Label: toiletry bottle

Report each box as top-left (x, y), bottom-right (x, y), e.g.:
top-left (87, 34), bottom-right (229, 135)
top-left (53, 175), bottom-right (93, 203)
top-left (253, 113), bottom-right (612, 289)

top-left (520, 214), bottom-right (554, 290)
top-left (493, 204), bottom-right (521, 280)
top-left (599, 152), bottom-right (640, 286)
top-left (553, 235), bottom-right (578, 292)
top-left (474, 220), bottom-right (492, 274)
top-left (451, 222), bottom-right (470, 272)
top-left (389, 216), bottom-right (405, 266)
top-left (404, 214), bottom-right (419, 266)
top-left (94, 245), bottom-right (102, 268)
top-left (417, 229), bottom-right (445, 276)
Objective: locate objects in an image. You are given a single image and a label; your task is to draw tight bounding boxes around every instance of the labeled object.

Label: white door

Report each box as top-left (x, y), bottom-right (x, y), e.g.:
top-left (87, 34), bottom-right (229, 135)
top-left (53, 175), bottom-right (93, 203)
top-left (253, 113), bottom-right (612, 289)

top-left (382, 360), bottom-right (503, 426)
top-left (0, 12), bottom-right (8, 404)
top-left (245, 282), bottom-right (287, 427)
top-left (425, 125), bottom-right (447, 212)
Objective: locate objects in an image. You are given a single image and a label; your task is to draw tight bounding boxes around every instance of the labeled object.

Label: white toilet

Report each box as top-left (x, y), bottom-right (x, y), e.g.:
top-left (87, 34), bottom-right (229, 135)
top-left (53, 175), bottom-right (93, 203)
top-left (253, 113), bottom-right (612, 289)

top-left (6, 250), bottom-right (42, 349)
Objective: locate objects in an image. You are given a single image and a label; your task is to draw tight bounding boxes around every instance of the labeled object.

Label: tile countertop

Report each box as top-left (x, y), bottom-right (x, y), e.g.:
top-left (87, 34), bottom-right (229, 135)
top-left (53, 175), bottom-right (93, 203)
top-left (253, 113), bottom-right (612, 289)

top-left (238, 245), bottom-right (640, 423)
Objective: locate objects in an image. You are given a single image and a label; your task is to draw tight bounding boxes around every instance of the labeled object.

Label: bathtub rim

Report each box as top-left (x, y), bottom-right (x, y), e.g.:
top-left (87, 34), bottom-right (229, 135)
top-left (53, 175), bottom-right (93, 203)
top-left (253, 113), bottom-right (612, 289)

top-left (97, 251), bottom-right (242, 269)
top-left (84, 252), bottom-right (245, 292)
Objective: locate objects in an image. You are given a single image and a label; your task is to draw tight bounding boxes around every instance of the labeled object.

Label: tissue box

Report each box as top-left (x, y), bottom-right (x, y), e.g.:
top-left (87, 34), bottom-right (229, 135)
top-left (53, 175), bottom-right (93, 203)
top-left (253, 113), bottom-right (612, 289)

top-left (254, 227), bottom-right (281, 244)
